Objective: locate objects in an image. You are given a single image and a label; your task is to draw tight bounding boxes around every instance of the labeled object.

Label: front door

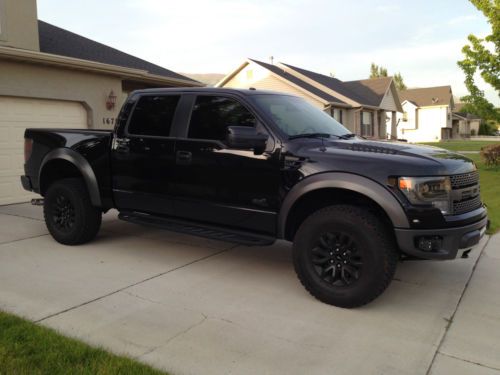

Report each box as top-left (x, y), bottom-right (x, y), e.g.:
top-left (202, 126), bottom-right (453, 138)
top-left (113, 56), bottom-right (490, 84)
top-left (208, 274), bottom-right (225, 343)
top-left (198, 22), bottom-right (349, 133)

top-left (111, 94), bottom-right (181, 215)
top-left (172, 95), bottom-right (281, 235)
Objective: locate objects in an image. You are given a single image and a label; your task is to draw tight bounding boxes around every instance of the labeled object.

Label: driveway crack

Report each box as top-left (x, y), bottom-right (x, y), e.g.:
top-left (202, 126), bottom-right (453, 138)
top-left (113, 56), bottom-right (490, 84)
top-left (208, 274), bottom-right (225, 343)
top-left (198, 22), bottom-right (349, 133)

top-left (438, 352), bottom-right (500, 372)
top-left (34, 245), bottom-right (238, 324)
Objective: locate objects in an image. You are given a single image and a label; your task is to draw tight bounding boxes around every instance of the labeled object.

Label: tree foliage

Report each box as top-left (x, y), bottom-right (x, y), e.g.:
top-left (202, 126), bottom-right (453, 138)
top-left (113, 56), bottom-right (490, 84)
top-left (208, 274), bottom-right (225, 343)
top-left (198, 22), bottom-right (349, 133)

top-left (457, 0), bottom-right (500, 124)
top-left (369, 63), bottom-right (407, 91)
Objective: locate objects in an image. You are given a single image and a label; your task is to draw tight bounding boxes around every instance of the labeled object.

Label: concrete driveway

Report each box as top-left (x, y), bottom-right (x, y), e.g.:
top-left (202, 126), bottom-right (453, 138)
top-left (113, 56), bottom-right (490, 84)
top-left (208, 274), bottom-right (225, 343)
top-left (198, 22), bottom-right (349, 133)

top-left (0, 203), bottom-right (499, 375)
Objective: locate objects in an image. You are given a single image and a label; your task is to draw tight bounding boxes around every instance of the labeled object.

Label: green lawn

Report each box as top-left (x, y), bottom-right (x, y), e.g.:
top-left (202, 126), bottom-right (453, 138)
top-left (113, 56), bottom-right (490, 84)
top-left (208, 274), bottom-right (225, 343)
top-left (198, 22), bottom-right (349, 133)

top-left (419, 140), bottom-right (500, 234)
top-left (0, 311), bottom-right (167, 375)
top-left (421, 140), bottom-right (500, 151)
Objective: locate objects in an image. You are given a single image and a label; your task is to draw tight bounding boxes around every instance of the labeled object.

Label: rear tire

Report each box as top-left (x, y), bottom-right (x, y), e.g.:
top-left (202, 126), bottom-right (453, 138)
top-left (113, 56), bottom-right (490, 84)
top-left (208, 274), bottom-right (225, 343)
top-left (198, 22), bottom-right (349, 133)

top-left (293, 205), bottom-right (398, 308)
top-left (44, 178), bottom-right (102, 245)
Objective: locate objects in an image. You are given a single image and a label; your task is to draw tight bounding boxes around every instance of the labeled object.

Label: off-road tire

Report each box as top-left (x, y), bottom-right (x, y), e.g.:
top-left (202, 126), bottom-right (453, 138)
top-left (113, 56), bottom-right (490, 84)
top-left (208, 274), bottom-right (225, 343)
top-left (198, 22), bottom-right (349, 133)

top-left (44, 178), bottom-right (102, 245)
top-left (293, 205), bottom-right (398, 308)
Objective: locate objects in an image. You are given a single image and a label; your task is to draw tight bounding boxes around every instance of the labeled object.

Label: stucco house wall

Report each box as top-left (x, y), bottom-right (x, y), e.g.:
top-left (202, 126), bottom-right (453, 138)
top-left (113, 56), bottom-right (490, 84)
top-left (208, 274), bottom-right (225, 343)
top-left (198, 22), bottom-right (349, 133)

top-left (0, 60), bottom-right (125, 129)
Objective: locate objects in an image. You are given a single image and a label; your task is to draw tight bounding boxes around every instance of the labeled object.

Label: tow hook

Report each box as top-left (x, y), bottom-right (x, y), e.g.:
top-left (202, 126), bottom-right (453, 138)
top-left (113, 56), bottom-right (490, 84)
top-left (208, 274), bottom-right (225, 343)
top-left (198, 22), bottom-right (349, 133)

top-left (31, 198), bottom-right (44, 206)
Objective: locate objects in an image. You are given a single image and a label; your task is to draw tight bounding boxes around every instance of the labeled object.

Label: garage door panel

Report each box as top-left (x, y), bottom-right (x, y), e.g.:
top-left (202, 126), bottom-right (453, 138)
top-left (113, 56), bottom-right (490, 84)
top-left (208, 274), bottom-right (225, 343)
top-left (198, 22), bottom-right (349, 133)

top-left (0, 97), bottom-right (87, 205)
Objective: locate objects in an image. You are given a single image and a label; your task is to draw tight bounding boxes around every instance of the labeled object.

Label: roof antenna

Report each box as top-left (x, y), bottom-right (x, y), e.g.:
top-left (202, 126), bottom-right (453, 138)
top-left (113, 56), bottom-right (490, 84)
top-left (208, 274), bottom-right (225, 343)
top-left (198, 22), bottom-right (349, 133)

top-left (269, 56), bottom-right (274, 65)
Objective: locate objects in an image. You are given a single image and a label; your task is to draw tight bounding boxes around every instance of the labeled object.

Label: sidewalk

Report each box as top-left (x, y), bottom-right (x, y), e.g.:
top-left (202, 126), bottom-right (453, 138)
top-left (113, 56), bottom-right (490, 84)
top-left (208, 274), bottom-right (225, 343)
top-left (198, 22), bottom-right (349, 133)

top-left (429, 234), bottom-right (500, 374)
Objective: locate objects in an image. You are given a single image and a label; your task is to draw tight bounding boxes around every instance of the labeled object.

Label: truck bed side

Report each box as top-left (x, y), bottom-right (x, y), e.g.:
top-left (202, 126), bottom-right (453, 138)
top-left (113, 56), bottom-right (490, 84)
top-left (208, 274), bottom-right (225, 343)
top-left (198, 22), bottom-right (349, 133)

top-left (24, 128), bottom-right (114, 209)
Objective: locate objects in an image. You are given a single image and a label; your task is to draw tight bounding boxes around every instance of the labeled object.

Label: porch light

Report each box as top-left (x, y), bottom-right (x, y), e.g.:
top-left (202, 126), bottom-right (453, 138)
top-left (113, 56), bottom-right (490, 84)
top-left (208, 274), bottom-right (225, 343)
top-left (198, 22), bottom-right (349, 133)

top-left (106, 90), bottom-right (117, 110)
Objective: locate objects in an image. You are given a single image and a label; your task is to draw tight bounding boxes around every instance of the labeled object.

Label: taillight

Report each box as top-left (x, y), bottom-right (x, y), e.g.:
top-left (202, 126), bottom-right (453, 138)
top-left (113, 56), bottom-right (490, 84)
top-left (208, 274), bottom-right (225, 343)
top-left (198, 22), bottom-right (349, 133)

top-left (24, 138), bottom-right (33, 162)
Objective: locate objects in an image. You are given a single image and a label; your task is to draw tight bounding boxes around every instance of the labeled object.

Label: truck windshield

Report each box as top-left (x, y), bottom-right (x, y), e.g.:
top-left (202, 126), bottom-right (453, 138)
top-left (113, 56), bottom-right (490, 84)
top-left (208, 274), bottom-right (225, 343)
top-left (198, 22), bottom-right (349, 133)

top-left (251, 94), bottom-right (351, 138)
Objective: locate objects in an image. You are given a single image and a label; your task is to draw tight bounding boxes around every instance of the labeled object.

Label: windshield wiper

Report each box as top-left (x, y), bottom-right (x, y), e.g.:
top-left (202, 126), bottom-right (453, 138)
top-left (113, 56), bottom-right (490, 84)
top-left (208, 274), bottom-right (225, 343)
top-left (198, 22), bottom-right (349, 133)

top-left (338, 133), bottom-right (357, 140)
top-left (288, 133), bottom-right (332, 140)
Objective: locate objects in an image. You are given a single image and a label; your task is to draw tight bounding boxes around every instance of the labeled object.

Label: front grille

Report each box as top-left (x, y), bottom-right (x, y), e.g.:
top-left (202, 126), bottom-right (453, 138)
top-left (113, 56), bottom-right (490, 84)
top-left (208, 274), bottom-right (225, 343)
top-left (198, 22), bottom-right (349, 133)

top-left (453, 195), bottom-right (482, 215)
top-left (450, 171), bottom-right (479, 189)
top-left (450, 171), bottom-right (481, 215)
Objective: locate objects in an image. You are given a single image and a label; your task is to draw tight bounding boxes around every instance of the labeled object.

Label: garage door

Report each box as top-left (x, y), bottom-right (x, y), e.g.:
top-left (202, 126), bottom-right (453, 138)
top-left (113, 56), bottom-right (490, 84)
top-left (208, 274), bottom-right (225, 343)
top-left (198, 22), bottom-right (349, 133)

top-left (0, 97), bottom-right (87, 205)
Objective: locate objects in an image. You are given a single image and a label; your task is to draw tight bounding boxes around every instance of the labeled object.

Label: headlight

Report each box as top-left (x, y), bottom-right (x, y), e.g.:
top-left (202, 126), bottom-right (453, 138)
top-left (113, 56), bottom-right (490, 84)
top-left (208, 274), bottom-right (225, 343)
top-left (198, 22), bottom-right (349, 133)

top-left (398, 176), bottom-right (452, 215)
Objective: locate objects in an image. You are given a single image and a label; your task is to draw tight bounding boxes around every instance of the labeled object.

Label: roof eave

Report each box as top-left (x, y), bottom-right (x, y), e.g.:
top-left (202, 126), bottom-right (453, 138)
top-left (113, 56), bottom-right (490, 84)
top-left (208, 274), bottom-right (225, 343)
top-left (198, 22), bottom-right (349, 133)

top-left (0, 46), bottom-right (203, 87)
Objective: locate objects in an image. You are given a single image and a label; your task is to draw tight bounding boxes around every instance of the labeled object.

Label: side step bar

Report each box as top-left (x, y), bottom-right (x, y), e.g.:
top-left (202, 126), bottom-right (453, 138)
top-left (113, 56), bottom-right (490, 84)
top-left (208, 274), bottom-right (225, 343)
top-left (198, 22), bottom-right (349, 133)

top-left (118, 211), bottom-right (275, 246)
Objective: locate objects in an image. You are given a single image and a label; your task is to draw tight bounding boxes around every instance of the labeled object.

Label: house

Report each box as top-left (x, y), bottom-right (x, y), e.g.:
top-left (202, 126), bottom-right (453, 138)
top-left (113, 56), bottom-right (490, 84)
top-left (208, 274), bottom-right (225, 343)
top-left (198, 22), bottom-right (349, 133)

top-left (216, 59), bottom-right (403, 139)
top-left (397, 86), bottom-right (456, 142)
top-left (453, 103), bottom-right (482, 136)
top-left (0, 0), bottom-right (202, 205)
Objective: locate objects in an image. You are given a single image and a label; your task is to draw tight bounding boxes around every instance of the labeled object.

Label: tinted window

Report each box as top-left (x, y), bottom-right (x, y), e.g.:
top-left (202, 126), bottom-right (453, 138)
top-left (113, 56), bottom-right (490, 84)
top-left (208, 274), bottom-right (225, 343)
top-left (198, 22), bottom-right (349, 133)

top-left (128, 95), bottom-right (180, 137)
top-left (188, 96), bottom-right (256, 141)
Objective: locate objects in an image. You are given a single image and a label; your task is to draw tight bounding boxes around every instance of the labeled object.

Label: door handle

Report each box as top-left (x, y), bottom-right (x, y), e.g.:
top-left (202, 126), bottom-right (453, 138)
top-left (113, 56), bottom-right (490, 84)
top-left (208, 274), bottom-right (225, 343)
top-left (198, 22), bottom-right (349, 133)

top-left (113, 137), bottom-right (130, 153)
top-left (176, 150), bottom-right (192, 165)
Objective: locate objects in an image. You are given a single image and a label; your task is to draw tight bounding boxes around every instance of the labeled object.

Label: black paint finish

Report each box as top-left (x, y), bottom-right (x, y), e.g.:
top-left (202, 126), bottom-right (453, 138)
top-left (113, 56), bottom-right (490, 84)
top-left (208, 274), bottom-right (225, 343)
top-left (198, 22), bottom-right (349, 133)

top-left (22, 88), bottom-right (487, 259)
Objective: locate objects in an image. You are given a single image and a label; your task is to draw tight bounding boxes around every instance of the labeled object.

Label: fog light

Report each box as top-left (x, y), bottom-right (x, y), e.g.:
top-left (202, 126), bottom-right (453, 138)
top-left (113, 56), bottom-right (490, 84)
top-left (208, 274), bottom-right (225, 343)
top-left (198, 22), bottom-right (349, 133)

top-left (416, 236), bottom-right (442, 252)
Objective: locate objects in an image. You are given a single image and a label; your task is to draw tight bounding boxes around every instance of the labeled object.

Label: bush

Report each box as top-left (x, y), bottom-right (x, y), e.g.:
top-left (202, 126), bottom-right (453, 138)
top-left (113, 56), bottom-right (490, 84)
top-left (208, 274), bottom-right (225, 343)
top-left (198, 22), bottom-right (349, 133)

top-left (480, 144), bottom-right (500, 166)
top-left (471, 129), bottom-right (476, 136)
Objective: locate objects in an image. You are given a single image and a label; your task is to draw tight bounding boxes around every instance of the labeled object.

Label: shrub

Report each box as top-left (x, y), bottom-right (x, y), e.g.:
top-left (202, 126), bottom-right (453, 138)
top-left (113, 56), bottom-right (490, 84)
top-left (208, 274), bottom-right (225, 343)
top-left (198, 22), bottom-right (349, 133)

top-left (480, 144), bottom-right (500, 166)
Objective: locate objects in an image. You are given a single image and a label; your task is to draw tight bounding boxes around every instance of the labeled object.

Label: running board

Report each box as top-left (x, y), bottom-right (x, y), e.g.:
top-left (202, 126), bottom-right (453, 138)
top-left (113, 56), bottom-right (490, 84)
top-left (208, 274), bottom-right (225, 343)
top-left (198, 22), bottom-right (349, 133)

top-left (118, 212), bottom-right (275, 246)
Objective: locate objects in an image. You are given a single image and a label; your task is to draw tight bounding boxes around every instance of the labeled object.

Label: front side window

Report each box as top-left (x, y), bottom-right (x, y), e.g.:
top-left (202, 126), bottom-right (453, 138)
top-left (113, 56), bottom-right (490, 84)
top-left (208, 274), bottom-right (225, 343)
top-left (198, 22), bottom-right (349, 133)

top-left (127, 95), bottom-right (180, 137)
top-left (188, 96), bottom-right (256, 141)
top-left (251, 94), bottom-right (349, 137)
top-left (361, 111), bottom-right (373, 137)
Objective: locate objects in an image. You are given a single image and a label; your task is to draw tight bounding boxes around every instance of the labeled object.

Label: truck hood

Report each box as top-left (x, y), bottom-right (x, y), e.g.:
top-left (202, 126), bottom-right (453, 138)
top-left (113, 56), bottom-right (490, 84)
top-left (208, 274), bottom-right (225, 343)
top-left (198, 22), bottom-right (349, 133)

top-left (291, 139), bottom-right (477, 180)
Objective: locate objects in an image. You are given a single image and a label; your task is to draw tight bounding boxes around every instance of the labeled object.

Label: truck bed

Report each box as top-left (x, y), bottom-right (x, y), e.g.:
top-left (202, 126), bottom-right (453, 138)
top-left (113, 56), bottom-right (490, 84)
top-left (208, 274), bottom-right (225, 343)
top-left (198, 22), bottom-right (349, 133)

top-left (24, 128), bottom-right (114, 208)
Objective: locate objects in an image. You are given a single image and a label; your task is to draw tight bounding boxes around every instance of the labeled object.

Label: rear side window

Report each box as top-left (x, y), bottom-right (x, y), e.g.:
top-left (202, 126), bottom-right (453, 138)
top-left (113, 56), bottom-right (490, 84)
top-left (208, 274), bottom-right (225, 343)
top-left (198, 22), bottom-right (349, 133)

top-left (127, 95), bottom-right (180, 137)
top-left (188, 96), bottom-right (256, 141)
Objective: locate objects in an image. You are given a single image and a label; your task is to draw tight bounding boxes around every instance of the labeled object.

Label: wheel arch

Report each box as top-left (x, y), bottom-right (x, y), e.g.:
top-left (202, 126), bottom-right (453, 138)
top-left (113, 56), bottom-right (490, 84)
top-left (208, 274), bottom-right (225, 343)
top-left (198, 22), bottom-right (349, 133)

top-left (39, 148), bottom-right (101, 207)
top-left (279, 173), bottom-right (409, 241)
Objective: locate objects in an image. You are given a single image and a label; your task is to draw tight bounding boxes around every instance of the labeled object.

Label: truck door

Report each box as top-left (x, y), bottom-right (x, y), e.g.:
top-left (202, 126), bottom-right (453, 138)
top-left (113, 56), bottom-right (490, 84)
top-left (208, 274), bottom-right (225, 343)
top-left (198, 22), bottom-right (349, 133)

top-left (111, 94), bottom-right (182, 216)
top-left (172, 94), bottom-right (281, 235)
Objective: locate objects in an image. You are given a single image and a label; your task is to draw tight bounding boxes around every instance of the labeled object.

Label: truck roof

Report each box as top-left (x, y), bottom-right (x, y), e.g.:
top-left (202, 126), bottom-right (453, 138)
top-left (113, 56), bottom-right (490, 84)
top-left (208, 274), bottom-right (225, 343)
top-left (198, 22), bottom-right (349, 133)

top-left (129, 87), bottom-right (295, 97)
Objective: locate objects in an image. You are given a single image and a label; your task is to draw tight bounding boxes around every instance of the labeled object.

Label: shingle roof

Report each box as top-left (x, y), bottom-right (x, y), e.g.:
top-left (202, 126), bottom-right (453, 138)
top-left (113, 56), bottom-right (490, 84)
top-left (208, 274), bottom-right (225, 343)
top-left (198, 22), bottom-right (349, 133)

top-left (399, 86), bottom-right (453, 107)
top-left (249, 59), bottom-right (346, 104)
top-left (38, 20), bottom-right (199, 84)
top-left (343, 77), bottom-right (393, 107)
top-left (280, 63), bottom-right (370, 105)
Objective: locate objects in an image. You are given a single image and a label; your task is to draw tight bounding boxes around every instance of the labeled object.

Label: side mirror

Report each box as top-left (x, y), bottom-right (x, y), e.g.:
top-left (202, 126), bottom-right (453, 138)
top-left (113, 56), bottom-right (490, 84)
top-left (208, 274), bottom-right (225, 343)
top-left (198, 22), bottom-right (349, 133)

top-left (226, 126), bottom-right (268, 154)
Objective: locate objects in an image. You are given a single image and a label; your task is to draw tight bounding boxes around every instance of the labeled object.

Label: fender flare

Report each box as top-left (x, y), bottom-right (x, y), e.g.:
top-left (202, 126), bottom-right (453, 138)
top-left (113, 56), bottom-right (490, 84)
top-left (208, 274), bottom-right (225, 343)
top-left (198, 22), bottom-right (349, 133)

top-left (278, 172), bottom-right (410, 238)
top-left (39, 148), bottom-right (102, 207)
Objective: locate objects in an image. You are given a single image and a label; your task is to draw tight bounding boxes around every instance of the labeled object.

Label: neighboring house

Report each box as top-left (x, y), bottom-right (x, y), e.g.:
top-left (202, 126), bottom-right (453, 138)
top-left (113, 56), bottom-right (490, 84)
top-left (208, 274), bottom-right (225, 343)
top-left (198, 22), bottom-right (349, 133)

top-left (397, 86), bottom-right (456, 142)
top-left (0, 0), bottom-right (202, 205)
top-left (453, 103), bottom-right (482, 136)
top-left (216, 59), bottom-right (402, 139)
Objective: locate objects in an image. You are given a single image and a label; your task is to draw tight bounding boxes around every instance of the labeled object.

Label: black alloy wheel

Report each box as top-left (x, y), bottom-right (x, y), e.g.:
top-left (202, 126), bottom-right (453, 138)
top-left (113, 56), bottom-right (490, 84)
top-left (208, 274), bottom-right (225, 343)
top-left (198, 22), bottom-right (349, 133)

top-left (51, 194), bottom-right (76, 231)
top-left (311, 232), bottom-right (363, 286)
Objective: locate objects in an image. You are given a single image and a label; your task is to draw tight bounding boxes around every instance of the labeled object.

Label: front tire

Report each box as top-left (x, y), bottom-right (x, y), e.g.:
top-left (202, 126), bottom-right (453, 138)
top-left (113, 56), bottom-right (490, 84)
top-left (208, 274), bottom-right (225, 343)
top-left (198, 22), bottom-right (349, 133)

top-left (293, 205), bottom-right (398, 308)
top-left (44, 178), bottom-right (102, 245)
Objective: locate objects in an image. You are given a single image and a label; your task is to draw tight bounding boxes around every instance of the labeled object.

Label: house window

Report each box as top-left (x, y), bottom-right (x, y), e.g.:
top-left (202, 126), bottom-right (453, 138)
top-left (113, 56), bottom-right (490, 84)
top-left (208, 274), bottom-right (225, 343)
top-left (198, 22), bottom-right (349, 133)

top-left (361, 111), bottom-right (373, 137)
top-left (402, 112), bottom-right (408, 122)
top-left (332, 108), bottom-right (343, 124)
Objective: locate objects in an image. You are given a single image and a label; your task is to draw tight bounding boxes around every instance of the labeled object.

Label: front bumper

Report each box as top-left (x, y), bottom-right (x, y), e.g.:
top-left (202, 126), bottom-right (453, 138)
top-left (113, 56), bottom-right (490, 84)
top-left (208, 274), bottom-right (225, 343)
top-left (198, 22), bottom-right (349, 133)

top-left (395, 215), bottom-right (488, 260)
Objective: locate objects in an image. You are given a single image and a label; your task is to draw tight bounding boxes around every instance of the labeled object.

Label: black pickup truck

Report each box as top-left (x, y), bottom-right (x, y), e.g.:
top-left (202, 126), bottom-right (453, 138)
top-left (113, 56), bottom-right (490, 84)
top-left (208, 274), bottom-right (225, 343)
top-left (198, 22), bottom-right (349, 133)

top-left (21, 88), bottom-right (488, 308)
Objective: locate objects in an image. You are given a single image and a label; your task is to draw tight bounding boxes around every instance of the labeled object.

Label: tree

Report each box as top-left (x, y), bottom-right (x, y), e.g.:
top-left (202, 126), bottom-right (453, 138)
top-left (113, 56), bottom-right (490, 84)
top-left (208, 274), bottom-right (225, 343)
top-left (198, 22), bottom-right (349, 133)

top-left (393, 72), bottom-right (407, 91)
top-left (369, 63), bottom-right (407, 91)
top-left (457, 0), bottom-right (500, 124)
top-left (370, 63), bottom-right (388, 78)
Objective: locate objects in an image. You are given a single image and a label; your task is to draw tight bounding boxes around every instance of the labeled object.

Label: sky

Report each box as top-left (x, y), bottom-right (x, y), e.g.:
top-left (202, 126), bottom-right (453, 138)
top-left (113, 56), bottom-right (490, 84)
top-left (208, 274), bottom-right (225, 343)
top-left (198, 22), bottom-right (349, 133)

top-left (37, 0), bottom-right (499, 105)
